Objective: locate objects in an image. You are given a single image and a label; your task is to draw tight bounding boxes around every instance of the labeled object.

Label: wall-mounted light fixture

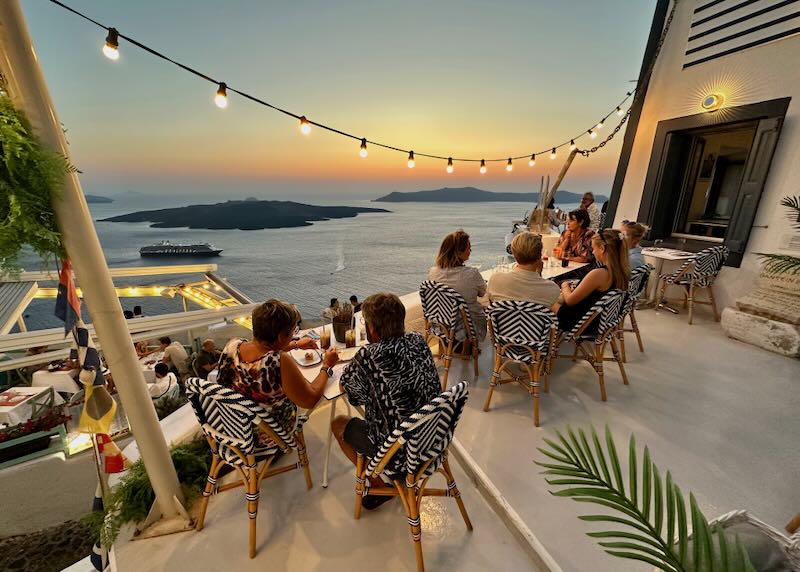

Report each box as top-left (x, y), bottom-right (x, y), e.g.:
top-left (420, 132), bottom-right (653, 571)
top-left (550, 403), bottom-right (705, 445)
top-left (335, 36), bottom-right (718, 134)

top-left (701, 93), bottom-right (725, 112)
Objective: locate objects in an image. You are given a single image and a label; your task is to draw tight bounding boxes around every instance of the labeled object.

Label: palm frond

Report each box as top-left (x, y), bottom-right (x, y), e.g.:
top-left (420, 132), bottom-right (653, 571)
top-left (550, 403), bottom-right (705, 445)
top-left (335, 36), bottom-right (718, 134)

top-left (536, 425), bottom-right (754, 571)
top-left (755, 253), bottom-right (800, 275)
top-left (780, 195), bottom-right (800, 231)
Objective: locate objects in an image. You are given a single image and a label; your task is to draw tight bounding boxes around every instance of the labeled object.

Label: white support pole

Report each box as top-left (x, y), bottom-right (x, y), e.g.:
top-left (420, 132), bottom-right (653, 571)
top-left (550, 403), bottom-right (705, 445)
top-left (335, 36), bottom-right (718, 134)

top-left (0, 1), bottom-right (184, 518)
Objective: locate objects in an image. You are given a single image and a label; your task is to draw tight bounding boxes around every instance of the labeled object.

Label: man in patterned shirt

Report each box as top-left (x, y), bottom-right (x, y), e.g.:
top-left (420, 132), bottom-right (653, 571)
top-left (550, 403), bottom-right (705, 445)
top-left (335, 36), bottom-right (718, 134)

top-left (332, 292), bottom-right (441, 510)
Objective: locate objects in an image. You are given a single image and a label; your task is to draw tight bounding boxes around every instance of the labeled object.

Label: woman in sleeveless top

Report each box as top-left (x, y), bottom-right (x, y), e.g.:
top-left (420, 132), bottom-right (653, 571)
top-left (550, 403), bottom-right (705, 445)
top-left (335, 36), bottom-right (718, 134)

top-left (552, 230), bottom-right (630, 333)
top-left (217, 299), bottom-right (339, 435)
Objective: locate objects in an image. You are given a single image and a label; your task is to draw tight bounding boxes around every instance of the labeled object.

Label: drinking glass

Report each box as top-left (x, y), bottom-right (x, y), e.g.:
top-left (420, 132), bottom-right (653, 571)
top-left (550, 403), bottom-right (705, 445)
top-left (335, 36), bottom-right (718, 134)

top-left (653, 239), bottom-right (664, 250)
top-left (358, 316), bottom-right (367, 343)
top-left (319, 323), bottom-right (331, 349)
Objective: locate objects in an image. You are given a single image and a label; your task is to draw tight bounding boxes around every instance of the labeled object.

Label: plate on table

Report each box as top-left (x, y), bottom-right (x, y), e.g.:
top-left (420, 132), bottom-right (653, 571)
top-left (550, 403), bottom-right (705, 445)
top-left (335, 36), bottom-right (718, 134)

top-left (289, 349), bottom-right (322, 367)
top-left (336, 347), bottom-right (361, 362)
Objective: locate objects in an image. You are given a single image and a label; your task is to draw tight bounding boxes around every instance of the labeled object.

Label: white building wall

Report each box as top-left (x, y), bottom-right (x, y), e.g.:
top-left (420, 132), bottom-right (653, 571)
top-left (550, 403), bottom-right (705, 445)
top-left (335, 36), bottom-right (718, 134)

top-left (614, 0), bottom-right (800, 310)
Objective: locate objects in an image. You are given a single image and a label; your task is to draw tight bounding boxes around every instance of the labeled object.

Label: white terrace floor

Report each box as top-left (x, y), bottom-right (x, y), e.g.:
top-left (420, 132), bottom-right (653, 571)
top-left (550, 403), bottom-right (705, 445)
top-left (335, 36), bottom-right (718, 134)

top-left (115, 305), bottom-right (799, 572)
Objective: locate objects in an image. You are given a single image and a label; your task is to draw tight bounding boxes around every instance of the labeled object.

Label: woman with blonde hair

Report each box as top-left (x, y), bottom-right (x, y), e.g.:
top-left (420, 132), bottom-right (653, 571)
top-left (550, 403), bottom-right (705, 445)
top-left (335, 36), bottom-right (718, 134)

top-left (551, 230), bottom-right (629, 333)
top-left (428, 229), bottom-right (487, 341)
top-left (622, 221), bottom-right (647, 269)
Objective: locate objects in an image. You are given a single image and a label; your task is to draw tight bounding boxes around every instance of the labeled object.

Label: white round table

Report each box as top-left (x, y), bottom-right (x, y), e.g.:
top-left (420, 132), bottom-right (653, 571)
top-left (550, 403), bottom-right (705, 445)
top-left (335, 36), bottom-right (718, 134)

top-left (31, 369), bottom-right (81, 394)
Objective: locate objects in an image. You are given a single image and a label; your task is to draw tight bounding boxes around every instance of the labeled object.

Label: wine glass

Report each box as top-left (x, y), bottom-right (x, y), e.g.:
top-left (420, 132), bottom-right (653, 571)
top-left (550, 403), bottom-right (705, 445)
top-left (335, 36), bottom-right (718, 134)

top-left (653, 239), bottom-right (663, 250)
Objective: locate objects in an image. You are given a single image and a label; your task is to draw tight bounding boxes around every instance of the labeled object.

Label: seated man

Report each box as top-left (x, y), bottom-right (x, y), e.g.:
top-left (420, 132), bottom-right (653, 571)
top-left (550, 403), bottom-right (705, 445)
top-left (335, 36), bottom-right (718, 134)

top-left (149, 363), bottom-right (180, 402)
top-left (488, 231), bottom-right (560, 306)
top-left (194, 338), bottom-right (221, 379)
top-left (158, 336), bottom-right (189, 379)
top-left (332, 292), bottom-right (441, 510)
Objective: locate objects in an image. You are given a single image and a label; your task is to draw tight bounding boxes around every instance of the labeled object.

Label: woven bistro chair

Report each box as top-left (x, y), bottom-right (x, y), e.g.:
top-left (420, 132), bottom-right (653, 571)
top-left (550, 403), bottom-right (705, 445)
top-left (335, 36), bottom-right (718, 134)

top-left (353, 381), bottom-right (473, 572)
top-left (656, 245), bottom-right (729, 324)
top-left (554, 290), bottom-right (628, 401)
top-left (617, 264), bottom-right (653, 362)
top-left (419, 280), bottom-right (480, 390)
top-left (483, 300), bottom-right (557, 426)
top-left (185, 377), bottom-right (313, 559)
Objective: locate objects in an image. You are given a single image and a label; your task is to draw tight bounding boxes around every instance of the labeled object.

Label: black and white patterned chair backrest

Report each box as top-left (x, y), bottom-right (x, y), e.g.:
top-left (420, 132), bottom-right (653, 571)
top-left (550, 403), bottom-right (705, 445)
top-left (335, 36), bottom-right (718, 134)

top-left (419, 280), bottom-right (476, 341)
top-left (693, 246), bottom-right (729, 276)
top-left (486, 300), bottom-right (557, 353)
top-left (623, 265), bottom-right (652, 314)
top-left (366, 381), bottom-right (469, 480)
top-left (185, 377), bottom-right (295, 454)
top-left (568, 289), bottom-right (626, 340)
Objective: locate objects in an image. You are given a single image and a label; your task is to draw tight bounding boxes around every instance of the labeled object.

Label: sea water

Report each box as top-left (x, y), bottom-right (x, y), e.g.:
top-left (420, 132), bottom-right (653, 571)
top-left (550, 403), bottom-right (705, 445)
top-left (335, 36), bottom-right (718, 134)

top-left (20, 194), bottom-right (579, 329)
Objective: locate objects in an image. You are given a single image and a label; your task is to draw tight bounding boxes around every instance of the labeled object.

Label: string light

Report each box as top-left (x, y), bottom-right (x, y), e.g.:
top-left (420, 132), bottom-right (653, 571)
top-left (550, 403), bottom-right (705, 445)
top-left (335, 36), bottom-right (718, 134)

top-left (505, 158), bottom-right (513, 172)
top-left (214, 83), bottom-right (228, 109)
top-left (48, 0), bottom-right (639, 172)
top-left (407, 151), bottom-right (415, 169)
top-left (480, 159), bottom-right (487, 174)
top-left (569, 140), bottom-right (576, 151)
top-left (550, 148), bottom-right (557, 160)
top-left (589, 129), bottom-right (597, 139)
top-left (359, 138), bottom-right (368, 158)
top-left (446, 157), bottom-right (454, 173)
top-left (102, 27), bottom-right (119, 60)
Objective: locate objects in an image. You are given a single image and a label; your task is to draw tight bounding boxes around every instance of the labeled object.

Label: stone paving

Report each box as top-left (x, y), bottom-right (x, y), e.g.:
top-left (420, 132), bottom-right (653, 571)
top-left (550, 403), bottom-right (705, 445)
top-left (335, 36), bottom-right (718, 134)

top-left (0, 519), bottom-right (93, 572)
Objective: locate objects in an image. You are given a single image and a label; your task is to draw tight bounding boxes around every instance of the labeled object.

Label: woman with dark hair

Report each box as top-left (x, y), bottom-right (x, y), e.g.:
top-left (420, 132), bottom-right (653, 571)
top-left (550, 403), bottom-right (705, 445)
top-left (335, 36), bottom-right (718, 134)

top-left (551, 230), bottom-right (630, 333)
top-left (427, 229), bottom-right (487, 341)
top-left (554, 209), bottom-right (595, 263)
top-left (217, 299), bottom-right (338, 434)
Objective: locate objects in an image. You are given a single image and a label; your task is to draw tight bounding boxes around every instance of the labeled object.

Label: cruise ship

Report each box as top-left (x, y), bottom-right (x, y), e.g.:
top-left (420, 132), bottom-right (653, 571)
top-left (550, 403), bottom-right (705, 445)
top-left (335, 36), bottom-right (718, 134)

top-left (139, 241), bottom-right (222, 257)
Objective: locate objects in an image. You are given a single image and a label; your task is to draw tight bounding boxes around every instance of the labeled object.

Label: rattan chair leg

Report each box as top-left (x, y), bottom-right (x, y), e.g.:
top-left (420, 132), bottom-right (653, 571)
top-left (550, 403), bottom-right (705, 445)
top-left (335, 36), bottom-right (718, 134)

top-left (354, 454), bottom-right (365, 520)
top-left (594, 343), bottom-right (607, 402)
top-left (687, 283), bottom-right (695, 325)
top-left (247, 464), bottom-right (259, 559)
top-left (609, 337), bottom-right (628, 385)
top-left (442, 458), bottom-right (473, 530)
top-left (708, 285), bottom-right (720, 321)
top-left (630, 309), bottom-right (644, 352)
top-left (656, 278), bottom-right (668, 311)
top-left (528, 363), bottom-right (540, 427)
top-left (483, 352), bottom-right (501, 412)
top-left (472, 345), bottom-right (479, 377)
top-left (441, 338), bottom-right (455, 391)
top-left (295, 430), bottom-right (313, 490)
top-left (196, 454), bottom-right (222, 531)
top-left (618, 325), bottom-right (627, 363)
top-left (406, 486), bottom-right (425, 572)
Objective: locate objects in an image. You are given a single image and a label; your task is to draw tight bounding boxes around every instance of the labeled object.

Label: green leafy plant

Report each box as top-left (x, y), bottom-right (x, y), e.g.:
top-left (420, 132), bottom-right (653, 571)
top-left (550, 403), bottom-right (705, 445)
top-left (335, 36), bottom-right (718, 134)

top-left (0, 95), bottom-right (73, 273)
top-left (536, 425), bottom-right (755, 571)
top-left (87, 437), bottom-right (212, 547)
top-left (757, 195), bottom-right (800, 275)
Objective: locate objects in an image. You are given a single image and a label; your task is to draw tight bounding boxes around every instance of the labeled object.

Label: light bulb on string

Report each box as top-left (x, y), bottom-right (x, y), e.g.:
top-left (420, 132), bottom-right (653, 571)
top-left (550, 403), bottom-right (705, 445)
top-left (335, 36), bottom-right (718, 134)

top-left (550, 148), bottom-right (557, 160)
top-left (299, 116), bottom-right (311, 135)
top-left (446, 157), bottom-right (454, 173)
top-left (528, 154), bottom-right (536, 167)
top-left (506, 158), bottom-right (513, 172)
top-left (589, 129), bottom-right (597, 139)
top-left (214, 83), bottom-right (228, 109)
top-left (616, 106), bottom-right (624, 116)
top-left (102, 28), bottom-right (119, 60)
top-left (407, 151), bottom-right (415, 169)
top-left (359, 138), bottom-right (368, 158)
top-left (569, 140), bottom-right (576, 151)
top-left (596, 120), bottom-right (604, 130)
top-left (480, 160), bottom-right (487, 174)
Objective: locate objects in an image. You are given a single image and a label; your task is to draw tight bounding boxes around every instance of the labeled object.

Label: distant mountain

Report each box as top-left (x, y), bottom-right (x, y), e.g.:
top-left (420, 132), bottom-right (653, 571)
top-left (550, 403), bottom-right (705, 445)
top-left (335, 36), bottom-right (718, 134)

top-left (85, 194), bottom-right (113, 204)
top-left (373, 186), bottom-right (607, 204)
top-left (100, 200), bottom-right (390, 231)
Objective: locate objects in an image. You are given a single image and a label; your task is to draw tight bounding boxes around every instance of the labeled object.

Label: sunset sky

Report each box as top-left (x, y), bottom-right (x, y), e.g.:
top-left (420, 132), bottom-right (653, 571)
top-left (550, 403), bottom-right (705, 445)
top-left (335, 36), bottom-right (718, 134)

top-left (23, 0), bottom-right (657, 200)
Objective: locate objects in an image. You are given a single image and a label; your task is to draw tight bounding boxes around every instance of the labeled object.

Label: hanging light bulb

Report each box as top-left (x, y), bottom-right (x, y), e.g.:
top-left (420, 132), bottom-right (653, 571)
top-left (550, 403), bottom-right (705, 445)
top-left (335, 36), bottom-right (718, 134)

top-left (550, 148), bottom-right (557, 160)
top-left (407, 151), bottom-right (415, 168)
top-left (359, 138), bottom-right (368, 158)
top-left (528, 154), bottom-right (536, 167)
top-left (569, 140), bottom-right (576, 151)
top-left (446, 157), bottom-right (454, 173)
top-left (589, 129), bottom-right (597, 139)
top-left (480, 159), bottom-right (487, 174)
top-left (214, 82), bottom-right (228, 109)
top-left (506, 158), bottom-right (513, 172)
top-left (596, 120), bottom-right (604, 130)
top-left (299, 116), bottom-right (311, 135)
top-left (103, 28), bottom-right (120, 60)
top-left (616, 106), bottom-right (624, 116)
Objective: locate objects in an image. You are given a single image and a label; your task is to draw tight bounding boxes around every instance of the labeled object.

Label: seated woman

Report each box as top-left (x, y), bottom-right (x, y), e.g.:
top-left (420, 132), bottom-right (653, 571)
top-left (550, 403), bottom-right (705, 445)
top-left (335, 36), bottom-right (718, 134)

top-left (332, 293), bottom-right (441, 510)
top-left (149, 363), bottom-right (180, 402)
top-left (554, 209), bottom-right (595, 264)
top-left (427, 229), bottom-right (487, 342)
top-left (217, 300), bottom-right (338, 437)
top-left (622, 221), bottom-right (647, 269)
top-left (551, 230), bottom-right (630, 333)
